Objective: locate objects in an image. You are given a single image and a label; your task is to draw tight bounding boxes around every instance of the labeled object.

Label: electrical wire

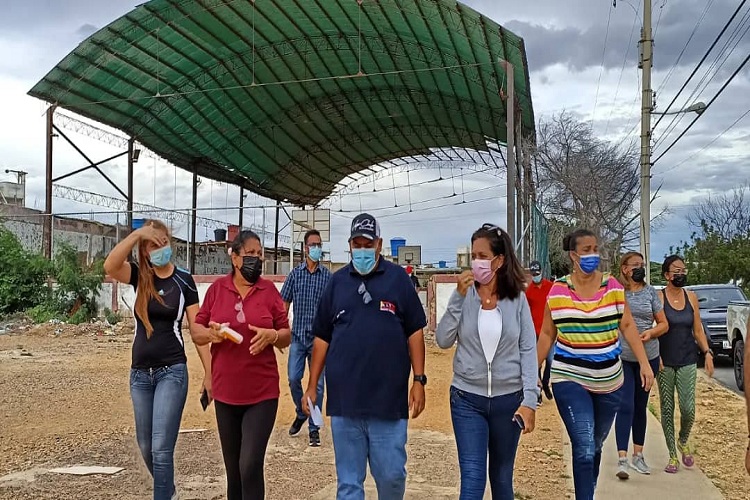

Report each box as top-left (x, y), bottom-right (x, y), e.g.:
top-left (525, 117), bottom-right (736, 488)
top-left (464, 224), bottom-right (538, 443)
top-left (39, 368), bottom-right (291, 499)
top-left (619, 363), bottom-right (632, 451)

top-left (654, 0), bottom-right (716, 97)
top-left (592, 2), bottom-right (614, 124)
top-left (656, 107), bottom-right (750, 176)
top-left (652, 51), bottom-right (750, 163)
top-left (604, 0), bottom-right (641, 136)
top-left (653, 0), bottom-right (748, 131)
top-left (654, 6), bottom-right (750, 149)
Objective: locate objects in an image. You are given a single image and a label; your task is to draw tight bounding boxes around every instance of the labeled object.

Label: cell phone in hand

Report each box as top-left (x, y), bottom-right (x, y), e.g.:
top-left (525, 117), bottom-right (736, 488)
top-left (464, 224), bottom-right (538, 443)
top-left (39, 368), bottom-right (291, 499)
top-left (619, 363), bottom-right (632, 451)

top-left (200, 388), bottom-right (211, 411)
top-left (513, 414), bottom-right (525, 430)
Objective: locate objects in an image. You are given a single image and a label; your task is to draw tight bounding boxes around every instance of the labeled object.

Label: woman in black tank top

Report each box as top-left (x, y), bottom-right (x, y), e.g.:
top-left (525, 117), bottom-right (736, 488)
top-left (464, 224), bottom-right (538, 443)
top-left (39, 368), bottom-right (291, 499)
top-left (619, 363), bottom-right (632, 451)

top-left (656, 256), bottom-right (714, 475)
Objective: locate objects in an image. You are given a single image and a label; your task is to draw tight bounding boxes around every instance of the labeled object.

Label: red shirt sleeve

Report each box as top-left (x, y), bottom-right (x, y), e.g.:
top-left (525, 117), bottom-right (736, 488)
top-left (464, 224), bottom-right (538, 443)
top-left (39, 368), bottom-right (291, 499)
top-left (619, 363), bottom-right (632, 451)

top-left (195, 282), bottom-right (216, 327)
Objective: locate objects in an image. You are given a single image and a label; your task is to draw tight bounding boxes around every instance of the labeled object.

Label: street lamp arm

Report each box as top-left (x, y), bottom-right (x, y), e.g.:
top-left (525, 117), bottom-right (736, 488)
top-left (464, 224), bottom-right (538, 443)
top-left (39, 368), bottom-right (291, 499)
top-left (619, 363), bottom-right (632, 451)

top-left (652, 102), bottom-right (707, 116)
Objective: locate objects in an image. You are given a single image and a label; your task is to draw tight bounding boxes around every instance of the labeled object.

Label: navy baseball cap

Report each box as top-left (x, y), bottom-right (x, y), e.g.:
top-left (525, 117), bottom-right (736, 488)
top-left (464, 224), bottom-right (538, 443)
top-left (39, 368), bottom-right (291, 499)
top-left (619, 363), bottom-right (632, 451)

top-left (529, 261), bottom-right (542, 275)
top-left (349, 213), bottom-right (381, 241)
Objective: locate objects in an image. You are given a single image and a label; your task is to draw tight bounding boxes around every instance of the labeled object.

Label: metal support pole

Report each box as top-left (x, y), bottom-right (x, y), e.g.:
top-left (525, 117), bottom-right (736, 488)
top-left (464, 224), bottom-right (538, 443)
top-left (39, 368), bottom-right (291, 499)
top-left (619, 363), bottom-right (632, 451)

top-left (190, 170), bottom-right (198, 274)
top-left (43, 105), bottom-right (55, 259)
top-left (501, 60), bottom-right (516, 245)
top-left (127, 138), bottom-right (134, 233)
top-left (239, 187), bottom-right (244, 229)
top-left (515, 117), bottom-right (523, 263)
top-left (273, 201), bottom-right (281, 274)
top-left (640, 0), bottom-right (653, 282)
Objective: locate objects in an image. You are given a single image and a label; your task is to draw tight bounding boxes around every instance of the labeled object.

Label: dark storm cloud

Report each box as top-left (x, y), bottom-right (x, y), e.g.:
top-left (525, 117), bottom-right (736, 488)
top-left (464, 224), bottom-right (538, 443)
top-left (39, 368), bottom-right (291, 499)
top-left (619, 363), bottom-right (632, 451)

top-left (505, 0), bottom-right (749, 74)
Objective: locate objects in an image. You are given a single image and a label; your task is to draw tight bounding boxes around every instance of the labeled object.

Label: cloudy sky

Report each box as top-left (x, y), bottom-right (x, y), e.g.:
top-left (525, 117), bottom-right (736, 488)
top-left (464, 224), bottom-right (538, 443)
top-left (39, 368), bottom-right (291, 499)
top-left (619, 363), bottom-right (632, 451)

top-left (1, 0), bottom-right (748, 265)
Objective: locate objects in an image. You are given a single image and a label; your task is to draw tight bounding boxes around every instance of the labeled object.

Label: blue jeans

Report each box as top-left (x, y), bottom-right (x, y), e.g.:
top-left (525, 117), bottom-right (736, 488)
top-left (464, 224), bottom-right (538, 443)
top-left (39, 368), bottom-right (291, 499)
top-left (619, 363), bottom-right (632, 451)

top-left (330, 417), bottom-right (408, 500)
top-left (554, 381), bottom-right (623, 500)
top-left (288, 340), bottom-right (325, 431)
top-left (130, 363), bottom-right (189, 500)
top-left (615, 357), bottom-right (660, 452)
top-left (541, 346), bottom-right (555, 389)
top-left (449, 387), bottom-right (522, 500)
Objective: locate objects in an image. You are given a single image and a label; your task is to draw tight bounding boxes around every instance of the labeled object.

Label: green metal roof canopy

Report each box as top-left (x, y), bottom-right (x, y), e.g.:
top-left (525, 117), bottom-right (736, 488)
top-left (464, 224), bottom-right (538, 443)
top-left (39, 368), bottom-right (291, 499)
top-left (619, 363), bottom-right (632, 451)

top-left (30, 0), bottom-right (535, 206)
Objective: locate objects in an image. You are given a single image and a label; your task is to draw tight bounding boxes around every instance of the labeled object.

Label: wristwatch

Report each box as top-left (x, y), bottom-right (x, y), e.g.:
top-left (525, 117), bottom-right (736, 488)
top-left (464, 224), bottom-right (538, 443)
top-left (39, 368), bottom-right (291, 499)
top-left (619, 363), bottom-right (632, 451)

top-left (413, 374), bottom-right (427, 386)
top-left (704, 349), bottom-right (714, 357)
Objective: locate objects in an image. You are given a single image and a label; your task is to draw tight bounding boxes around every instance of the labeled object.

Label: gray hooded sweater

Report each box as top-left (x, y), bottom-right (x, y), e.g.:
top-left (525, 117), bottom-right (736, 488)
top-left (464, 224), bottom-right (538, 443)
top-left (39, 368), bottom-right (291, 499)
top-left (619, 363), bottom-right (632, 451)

top-left (435, 285), bottom-right (539, 409)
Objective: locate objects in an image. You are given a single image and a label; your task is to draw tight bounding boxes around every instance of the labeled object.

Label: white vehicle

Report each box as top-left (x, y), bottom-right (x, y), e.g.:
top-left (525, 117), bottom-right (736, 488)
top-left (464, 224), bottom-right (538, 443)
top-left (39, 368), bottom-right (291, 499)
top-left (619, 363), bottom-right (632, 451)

top-left (728, 300), bottom-right (750, 390)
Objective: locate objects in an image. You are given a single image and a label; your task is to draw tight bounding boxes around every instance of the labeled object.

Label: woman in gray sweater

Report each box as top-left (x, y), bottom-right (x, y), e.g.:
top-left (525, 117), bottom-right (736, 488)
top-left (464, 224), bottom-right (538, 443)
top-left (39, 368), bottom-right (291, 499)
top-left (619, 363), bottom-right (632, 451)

top-left (436, 224), bottom-right (539, 500)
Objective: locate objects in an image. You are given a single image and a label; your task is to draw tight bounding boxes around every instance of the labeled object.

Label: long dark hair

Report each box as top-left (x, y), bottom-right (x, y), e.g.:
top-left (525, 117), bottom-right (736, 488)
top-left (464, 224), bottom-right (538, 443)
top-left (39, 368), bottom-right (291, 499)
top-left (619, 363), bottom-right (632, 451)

top-left (661, 255), bottom-right (684, 278)
top-left (471, 224), bottom-right (526, 300)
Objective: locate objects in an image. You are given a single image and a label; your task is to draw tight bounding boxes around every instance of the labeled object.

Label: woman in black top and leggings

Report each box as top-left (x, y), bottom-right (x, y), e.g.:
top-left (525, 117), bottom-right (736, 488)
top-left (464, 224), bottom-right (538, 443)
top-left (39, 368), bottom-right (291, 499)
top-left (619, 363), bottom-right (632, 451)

top-left (657, 255), bottom-right (714, 474)
top-left (104, 220), bottom-right (208, 500)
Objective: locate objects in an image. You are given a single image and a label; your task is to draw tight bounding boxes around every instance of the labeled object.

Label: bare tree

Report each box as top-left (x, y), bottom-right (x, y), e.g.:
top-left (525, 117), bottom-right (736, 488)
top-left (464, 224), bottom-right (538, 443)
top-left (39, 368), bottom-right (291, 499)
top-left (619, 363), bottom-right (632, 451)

top-left (687, 183), bottom-right (750, 240)
top-left (533, 112), bottom-right (652, 266)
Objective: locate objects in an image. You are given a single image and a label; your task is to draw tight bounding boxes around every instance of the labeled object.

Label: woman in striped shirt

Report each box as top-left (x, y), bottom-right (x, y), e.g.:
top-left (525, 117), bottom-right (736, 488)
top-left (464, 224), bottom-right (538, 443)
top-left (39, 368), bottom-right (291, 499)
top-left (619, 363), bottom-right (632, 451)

top-left (536, 229), bottom-right (655, 500)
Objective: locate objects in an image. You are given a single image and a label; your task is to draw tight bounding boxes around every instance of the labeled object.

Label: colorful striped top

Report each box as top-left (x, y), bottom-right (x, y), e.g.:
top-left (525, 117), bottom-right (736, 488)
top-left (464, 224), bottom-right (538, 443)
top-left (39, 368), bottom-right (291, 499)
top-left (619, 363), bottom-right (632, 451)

top-left (548, 273), bottom-right (625, 393)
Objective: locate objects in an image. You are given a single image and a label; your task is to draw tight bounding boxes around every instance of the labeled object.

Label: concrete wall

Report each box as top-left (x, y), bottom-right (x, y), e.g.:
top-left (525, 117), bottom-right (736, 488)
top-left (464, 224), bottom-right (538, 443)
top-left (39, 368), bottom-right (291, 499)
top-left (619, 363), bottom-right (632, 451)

top-left (0, 205), bottom-right (287, 275)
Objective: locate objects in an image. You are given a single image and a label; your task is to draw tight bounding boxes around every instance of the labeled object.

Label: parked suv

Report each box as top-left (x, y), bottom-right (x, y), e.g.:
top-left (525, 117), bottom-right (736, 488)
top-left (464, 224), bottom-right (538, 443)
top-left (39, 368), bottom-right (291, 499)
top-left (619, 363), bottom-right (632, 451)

top-left (686, 284), bottom-right (747, 360)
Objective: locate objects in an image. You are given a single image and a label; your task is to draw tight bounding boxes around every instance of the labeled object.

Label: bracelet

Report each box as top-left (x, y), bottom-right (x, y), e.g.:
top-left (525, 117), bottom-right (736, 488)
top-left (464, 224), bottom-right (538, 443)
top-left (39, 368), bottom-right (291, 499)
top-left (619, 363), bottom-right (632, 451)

top-left (272, 330), bottom-right (279, 345)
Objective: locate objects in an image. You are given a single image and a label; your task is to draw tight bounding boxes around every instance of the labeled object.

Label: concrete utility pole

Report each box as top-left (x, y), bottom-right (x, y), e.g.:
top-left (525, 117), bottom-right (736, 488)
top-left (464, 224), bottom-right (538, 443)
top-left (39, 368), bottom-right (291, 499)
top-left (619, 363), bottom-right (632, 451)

top-left (639, 0), bottom-right (653, 282)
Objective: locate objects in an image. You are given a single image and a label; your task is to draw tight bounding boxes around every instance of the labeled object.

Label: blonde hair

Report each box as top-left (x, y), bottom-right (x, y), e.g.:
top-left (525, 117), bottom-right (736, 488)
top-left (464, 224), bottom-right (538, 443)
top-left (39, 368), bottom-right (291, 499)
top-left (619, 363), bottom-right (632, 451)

top-left (619, 251), bottom-right (644, 286)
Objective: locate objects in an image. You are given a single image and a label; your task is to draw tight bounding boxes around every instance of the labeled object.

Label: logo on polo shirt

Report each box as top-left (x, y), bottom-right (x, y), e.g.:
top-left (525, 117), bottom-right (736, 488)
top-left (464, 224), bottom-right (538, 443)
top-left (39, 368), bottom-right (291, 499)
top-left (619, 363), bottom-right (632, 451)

top-left (380, 301), bottom-right (396, 315)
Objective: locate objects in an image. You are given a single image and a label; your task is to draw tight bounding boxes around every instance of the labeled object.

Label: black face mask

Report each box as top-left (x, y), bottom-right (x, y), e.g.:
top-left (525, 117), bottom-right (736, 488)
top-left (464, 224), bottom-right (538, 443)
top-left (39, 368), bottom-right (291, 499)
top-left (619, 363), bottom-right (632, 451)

top-left (671, 274), bottom-right (688, 288)
top-left (239, 256), bottom-right (262, 284)
top-left (631, 267), bottom-right (646, 283)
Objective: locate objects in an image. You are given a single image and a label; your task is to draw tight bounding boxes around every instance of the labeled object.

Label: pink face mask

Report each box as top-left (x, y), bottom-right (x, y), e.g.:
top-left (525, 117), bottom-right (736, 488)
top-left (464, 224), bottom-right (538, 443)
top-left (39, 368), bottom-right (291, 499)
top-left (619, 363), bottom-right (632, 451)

top-left (471, 258), bottom-right (496, 285)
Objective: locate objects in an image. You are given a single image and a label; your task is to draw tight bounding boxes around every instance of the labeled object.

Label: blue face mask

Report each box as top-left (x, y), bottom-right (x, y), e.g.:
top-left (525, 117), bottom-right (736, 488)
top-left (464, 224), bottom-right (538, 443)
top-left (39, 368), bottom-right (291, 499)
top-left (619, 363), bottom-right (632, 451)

top-left (352, 248), bottom-right (378, 275)
top-left (577, 253), bottom-right (600, 274)
top-left (149, 245), bottom-right (172, 268)
top-left (308, 246), bottom-right (323, 262)
top-left (532, 274), bottom-right (542, 284)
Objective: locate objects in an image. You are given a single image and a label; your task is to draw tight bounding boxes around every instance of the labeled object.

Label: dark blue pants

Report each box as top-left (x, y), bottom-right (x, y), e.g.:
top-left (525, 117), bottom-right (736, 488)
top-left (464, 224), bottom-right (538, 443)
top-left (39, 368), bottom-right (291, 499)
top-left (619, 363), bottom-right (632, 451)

top-left (554, 381), bottom-right (623, 500)
top-left (615, 357), bottom-right (660, 452)
top-left (450, 386), bottom-right (522, 500)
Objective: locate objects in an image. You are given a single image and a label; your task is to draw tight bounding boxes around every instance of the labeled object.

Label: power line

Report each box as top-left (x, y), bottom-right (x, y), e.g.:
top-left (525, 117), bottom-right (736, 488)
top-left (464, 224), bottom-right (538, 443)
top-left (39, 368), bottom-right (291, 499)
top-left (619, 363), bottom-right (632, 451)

top-left (653, 0), bottom-right (748, 131)
top-left (653, 10), bottom-right (750, 149)
top-left (592, 2), bottom-right (614, 124)
top-left (654, 0), bottom-right (716, 97)
top-left (604, 0), bottom-right (641, 136)
top-left (653, 51), bottom-right (750, 163)
top-left (657, 107), bottom-right (750, 176)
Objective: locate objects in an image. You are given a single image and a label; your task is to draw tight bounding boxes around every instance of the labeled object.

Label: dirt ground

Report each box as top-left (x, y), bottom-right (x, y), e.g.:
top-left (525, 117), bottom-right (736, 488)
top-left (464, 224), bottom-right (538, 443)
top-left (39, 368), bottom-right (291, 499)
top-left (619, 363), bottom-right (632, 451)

top-left (649, 369), bottom-right (750, 500)
top-left (0, 322), bottom-right (568, 500)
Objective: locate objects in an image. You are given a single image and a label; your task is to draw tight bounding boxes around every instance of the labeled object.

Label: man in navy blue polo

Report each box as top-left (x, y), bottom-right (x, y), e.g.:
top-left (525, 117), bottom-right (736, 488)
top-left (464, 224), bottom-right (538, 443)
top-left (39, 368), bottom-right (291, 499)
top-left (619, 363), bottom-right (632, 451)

top-left (303, 213), bottom-right (427, 500)
top-left (280, 229), bottom-right (331, 447)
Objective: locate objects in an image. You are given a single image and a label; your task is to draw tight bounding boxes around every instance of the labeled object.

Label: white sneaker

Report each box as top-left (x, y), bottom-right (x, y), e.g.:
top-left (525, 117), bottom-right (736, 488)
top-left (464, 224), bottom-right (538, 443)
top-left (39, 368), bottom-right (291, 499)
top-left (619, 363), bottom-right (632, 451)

top-left (616, 458), bottom-right (630, 480)
top-left (631, 453), bottom-right (651, 475)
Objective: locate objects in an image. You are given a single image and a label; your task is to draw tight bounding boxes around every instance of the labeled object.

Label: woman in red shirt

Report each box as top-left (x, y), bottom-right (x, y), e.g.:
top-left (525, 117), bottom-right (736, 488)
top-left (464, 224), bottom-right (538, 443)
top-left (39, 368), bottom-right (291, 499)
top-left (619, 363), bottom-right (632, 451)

top-left (192, 230), bottom-right (291, 500)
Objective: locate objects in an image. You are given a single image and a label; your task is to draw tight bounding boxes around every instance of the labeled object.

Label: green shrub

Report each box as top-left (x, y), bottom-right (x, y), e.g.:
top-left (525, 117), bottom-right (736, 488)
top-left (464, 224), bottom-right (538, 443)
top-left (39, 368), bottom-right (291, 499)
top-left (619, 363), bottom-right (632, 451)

top-left (51, 243), bottom-right (104, 323)
top-left (102, 307), bottom-right (122, 325)
top-left (26, 303), bottom-right (62, 324)
top-left (0, 229), bottom-right (50, 315)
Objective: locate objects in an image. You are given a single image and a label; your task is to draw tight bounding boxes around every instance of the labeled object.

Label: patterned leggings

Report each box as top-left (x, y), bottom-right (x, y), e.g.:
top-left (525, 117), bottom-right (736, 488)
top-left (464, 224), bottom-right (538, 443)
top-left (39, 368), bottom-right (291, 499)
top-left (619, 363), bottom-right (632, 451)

top-left (657, 364), bottom-right (697, 459)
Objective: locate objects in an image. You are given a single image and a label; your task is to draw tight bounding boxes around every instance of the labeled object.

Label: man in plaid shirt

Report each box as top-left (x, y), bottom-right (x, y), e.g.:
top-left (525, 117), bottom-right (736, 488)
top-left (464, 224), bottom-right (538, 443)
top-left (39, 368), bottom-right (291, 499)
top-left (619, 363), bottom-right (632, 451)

top-left (281, 229), bottom-right (332, 447)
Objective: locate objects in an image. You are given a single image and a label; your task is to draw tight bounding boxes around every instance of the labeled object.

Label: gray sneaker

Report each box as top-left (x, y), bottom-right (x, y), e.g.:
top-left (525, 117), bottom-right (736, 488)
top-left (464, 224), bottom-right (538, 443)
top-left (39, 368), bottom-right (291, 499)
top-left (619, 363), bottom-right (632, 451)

top-left (616, 458), bottom-right (630, 480)
top-left (631, 453), bottom-right (651, 475)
